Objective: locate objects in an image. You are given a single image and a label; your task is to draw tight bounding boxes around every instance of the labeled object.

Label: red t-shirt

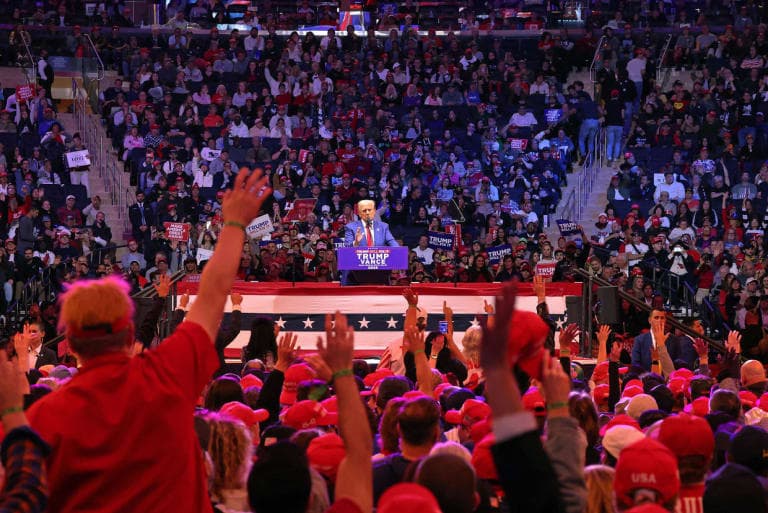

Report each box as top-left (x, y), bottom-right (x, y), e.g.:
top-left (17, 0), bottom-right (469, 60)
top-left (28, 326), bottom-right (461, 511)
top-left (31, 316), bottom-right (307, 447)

top-left (28, 321), bottom-right (218, 513)
top-left (676, 483), bottom-right (704, 513)
top-left (325, 498), bottom-right (363, 513)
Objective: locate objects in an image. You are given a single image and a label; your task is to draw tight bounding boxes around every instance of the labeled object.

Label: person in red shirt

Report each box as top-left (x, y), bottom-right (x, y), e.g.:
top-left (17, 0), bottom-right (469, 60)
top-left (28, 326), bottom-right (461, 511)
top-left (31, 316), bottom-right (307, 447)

top-left (203, 105), bottom-right (224, 129)
top-left (27, 168), bottom-right (272, 513)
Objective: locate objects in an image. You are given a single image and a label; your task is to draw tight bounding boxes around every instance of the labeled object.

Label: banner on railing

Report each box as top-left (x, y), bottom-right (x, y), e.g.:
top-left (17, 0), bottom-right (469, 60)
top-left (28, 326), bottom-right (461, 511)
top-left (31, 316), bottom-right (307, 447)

top-left (65, 150), bottom-right (91, 168)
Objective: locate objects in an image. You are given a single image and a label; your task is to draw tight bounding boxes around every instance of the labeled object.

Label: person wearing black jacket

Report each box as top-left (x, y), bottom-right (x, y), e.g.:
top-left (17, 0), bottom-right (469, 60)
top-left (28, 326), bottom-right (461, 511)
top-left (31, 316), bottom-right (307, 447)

top-left (169, 292), bottom-right (243, 375)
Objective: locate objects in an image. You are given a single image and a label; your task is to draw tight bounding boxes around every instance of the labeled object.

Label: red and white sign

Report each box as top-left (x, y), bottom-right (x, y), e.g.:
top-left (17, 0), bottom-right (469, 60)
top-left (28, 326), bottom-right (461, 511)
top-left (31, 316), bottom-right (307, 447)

top-left (283, 198), bottom-right (317, 223)
top-left (16, 84), bottom-right (34, 101)
top-left (164, 222), bottom-right (191, 242)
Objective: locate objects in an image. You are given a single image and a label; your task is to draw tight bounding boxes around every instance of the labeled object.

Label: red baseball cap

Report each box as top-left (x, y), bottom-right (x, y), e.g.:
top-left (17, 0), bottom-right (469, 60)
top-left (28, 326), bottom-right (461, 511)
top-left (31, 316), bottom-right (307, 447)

top-left (593, 383), bottom-right (610, 404)
top-left (683, 396), bottom-right (710, 417)
top-left (280, 363), bottom-right (317, 405)
top-left (614, 438), bottom-right (680, 508)
top-left (444, 398), bottom-right (491, 427)
top-left (363, 368), bottom-right (394, 388)
top-left (378, 483), bottom-right (441, 513)
top-left (240, 374), bottom-right (263, 389)
top-left (740, 390), bottom-right (758, 409)
top-left (657, 413), bottom-right (714, 458)
top-left (522, 387), bottom-right (546, 417)
top-left (592, 361), bottom-right (609, 383)
top-left (219, 401), bottom-right (269, 428)
top-left (507, 311), bottom-right (550, 380)
top-left (599, 414), bottom-right (641, 436)
top-left (281, 400), bottom-right (337, 429)
top-left (307, 433), bottom-right (346, 482)
top-left (471, 433), bottom-right (498, 480)
top-left (621, 385), bottom-right (644, 399)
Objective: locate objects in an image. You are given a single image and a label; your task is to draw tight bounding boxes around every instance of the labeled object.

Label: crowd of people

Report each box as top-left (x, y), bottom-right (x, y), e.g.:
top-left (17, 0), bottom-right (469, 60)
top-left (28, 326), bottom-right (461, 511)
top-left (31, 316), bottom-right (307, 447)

top-left (2, 2), bottom-right (768, 513)
top-left (5, 179), bottom-right (768, 513)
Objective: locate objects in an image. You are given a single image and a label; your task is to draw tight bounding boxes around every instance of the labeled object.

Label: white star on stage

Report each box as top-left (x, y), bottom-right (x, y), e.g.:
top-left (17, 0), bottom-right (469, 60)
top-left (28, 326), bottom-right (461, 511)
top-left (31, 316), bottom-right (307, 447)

top-left (555, 319), bottom-right (565, 330)
top-left (303, 317), bottom-right (315, 329)
top-left (275, 316), bottom-right (287, 329)
top-left (469, 317), bottom-right (480, 328)
top-left (358, 317), bottom-right (370, 329)
top-left (386, 317), bottom-right (399, 329)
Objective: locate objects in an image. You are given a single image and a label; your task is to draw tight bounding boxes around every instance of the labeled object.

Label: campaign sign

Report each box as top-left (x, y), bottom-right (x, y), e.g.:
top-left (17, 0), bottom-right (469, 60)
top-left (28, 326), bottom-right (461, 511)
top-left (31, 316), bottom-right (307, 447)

top-left (428, 231), bottom-right (454, 250)
top-left (164, 222), bottom-right (191, 242)
top-left (509, 138), bottom-right (528, 150)
top-left (246, 214), bottom-right (274, 240)
top-left (556, 219), bottom-right (580, 236)
top-left (65, 150), bottom-right (91, 168)
top-left (16, 84), bottom-right (34, 101)
top-left (337, 247), bottom-right (408, 271)
top-left (535, 261), bottom-right (557, 278)
top-left (196, 248), bottom-right (213, 264)
top-left (545, 109), bottom-right (562, 123)
top-left (333, 237), bottom-right (347, 249)
top-left (487, 244), bottom-right (512, 264)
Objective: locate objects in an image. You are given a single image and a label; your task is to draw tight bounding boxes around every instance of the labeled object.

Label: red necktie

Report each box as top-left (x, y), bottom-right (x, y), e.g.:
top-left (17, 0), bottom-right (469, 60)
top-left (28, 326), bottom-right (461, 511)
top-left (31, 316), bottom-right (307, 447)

top-left (365, 223), bottom-right (373, 246)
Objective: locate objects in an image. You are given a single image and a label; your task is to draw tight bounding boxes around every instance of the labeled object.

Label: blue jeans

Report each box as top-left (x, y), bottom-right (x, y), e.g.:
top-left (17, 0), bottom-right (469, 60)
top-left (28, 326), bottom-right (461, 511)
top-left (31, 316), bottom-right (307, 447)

top-left (633, 81), bottom-right (643, 111)
top-left (606, 125), bottom-right (623, 161)
top-left (579, 118), bottom-right (600, 156)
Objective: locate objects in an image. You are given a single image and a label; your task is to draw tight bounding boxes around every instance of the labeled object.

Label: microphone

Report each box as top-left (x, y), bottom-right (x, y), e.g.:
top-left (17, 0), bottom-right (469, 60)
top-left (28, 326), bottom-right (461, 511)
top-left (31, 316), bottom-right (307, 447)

top-left (366, 219), bottom-right (373, 229)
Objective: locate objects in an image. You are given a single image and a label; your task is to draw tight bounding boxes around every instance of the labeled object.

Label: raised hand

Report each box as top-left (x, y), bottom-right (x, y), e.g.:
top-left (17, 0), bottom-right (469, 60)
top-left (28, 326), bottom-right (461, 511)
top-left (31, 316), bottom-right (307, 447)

top-left (319, 311), bottom-right (355, 374)
top-left (693, 338), bottom-right (709, 359)
top-left (355, 227), bottom-right (363, 245)
top-left (726, 330), bottom-right (741, 354)
top-left (153, 273), bottom-right (171, 298)
top-left (533, 274), bottom-right (546, 300)
top-left (275, 332), bottom-right (299, 372)
top-left (305, 353), bottom-right (333, 382)
top-left (402, 287), bottom-right (418, 307)
top-left (651, 317), bottom-right (668, 347)
top-left (404, 324), bottom-right (425, 354)
top-left (222, 167), bottom-right (272, 227)
top-left (540, 356), bottom-right (571, 412)
top-left (178, 293), bottom-right (190, 309)
top-left (480, 284), bottom-right (516, 370)
top-left (596, 324), bottom-right (612, 349)
top-left (559, 323), bottom-right (580, 352)
top-left (483, 299), bottom-right (494, 315)
top-left (231, 292), bottom-right (243, 306)
top-left (442, 300), bottom-right (453, 321)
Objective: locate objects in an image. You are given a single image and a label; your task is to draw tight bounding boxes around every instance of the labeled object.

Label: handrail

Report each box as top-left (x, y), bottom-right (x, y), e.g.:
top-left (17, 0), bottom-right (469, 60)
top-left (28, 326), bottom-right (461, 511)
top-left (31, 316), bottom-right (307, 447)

top-left (573, 267), bottom-right (726, 353)
top-left (655, 34), bottom-right (673, 88)
top-left (589, 35), bottom-right (607, 85)
top-left (19, 29), bottom-right (36, 86)
top-left (559, 127), bottom-right (604, 223)
top-left (82, 33), bottom-right (105, 82)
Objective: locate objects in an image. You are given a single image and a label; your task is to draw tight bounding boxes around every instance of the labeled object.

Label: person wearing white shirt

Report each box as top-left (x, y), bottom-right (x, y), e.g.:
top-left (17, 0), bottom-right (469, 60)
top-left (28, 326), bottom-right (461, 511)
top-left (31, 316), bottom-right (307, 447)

top-left (244, 28), bottom-right (264, 56)
top-left (654, 172), bottom-right (685, 203)
top-left (193, 165), bottom-right (215, 188)
top-left (228, 116), bottom-right (249, 139)
top-left (412, 235), bottom-right (434, 265)
top-left (624, 232), bottom-right (649, 262)
top-left (509, 105), bottom-right (539, 129)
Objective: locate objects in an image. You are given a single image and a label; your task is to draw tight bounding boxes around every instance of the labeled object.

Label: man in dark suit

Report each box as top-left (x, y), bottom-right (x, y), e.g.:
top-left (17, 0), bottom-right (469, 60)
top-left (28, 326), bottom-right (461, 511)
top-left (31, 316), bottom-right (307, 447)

top-left (27, 320), bottom-right (58, 369)
top-left (666, 318), bottom-right (703, 369)
top-left (342, 199), bottom-right (399, 285)
top-left (343, 199), bottom-right (398, 248)
top-left (17, 205), bottom-right (39, 253)
top-left (631, 308), bottom-right (672, 372)
top-left (128, 190), bottom-right (155, 248)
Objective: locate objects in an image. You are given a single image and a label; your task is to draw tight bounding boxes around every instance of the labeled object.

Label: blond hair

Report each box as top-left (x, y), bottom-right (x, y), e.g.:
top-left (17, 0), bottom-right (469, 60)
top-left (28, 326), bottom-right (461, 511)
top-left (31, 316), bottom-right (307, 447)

top-left (585, 465), bottom-right (616, 513)
top-left (461, 326), bottom-right (482, 365)
top-left (208, 414), bottom-right (253, 499)
top-left (58, 276), bottom-right (135, 359)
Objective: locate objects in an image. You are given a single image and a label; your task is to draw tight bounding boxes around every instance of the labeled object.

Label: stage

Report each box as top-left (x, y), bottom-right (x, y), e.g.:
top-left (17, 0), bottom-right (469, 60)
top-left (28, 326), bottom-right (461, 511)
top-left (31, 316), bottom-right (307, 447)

top-left (176, 282), bottom-right (584, 361)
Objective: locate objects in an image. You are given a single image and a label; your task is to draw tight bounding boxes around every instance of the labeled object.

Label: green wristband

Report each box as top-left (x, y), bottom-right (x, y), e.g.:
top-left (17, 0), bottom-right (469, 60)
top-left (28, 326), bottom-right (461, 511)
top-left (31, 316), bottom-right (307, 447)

top-left (223, 220), bottom-right (247, 232)
top-left (547, 401), bottom-right (569, 411)
top-left (0, 406), bottom-right (23, 417)
top-left (414, 349), bottom-right (425, 355)
top-left (332, 368), bottom-right (354, 381)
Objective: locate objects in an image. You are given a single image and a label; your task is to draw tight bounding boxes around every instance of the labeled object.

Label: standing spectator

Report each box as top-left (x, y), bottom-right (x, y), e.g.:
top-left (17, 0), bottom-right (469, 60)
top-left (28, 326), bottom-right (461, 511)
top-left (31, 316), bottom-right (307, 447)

top-left (37, 49), bottom-right (53, 100)
top-left (626, 49), bottom-right (646, 111)
top-left (604, 90), bottom-right (624, 166)
top-left (128, 190), bottom-right (154, 248)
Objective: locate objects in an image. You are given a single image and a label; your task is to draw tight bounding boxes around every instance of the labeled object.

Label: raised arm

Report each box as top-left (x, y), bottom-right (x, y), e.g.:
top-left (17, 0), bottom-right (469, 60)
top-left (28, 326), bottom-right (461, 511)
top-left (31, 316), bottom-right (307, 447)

top-left (318, 312), bottom-right (373, 513)
top-left (186, 168), bottom-right (271, 341)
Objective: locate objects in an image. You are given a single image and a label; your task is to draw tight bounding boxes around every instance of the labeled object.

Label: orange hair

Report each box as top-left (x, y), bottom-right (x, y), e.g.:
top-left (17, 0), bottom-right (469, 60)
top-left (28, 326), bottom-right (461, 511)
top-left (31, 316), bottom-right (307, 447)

top-left (58, 277), bottom-right (135, 359)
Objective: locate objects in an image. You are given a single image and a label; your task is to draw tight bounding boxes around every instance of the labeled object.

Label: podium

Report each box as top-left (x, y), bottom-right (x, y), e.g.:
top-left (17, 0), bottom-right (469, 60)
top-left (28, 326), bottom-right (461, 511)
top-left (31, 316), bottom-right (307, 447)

top-left (337, 247), bottom-right (408, 286)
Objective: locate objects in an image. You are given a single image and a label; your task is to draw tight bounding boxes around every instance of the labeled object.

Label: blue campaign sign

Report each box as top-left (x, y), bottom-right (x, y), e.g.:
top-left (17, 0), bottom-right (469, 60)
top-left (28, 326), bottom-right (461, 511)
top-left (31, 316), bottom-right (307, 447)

top-left (337, 247), bottom-right (409, 271)
top-left (556, 219), bottom-right (581, 236)
top-left (487, 244), bottom-right (512, 264)
top-left (428, 231), bottom-right (455, 250)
